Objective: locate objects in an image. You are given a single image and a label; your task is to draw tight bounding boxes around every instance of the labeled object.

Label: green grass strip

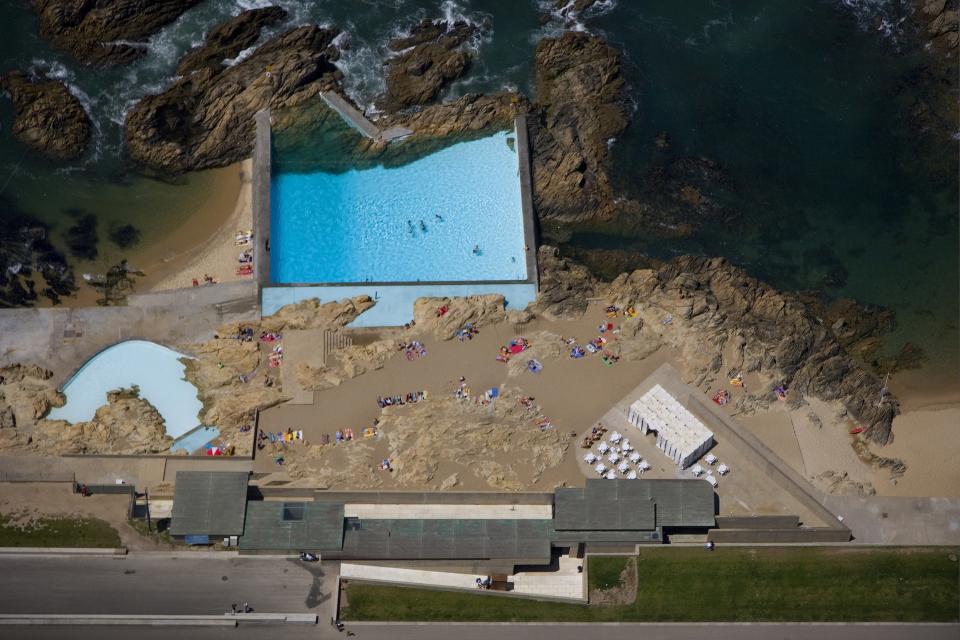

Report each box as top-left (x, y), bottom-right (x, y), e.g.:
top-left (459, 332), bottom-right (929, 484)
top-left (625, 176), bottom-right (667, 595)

top-left (0, 514), bottom-right (122, 548)
top-left (342, 547), bottom-right (959, 622)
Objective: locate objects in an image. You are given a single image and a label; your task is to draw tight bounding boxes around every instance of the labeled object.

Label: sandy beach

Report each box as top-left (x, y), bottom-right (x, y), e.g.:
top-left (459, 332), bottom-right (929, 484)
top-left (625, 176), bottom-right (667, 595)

top-left (253, 299), bottom-right (960, 506)
top-left (148, 159), bottom-right (254, 292)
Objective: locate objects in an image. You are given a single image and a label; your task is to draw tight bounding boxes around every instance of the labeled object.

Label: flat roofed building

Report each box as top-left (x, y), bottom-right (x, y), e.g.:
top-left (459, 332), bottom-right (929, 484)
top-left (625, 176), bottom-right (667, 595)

top-left (170, 471), bottom-right (249, 538)
top-left (627, 384), bottom-right (714, 469)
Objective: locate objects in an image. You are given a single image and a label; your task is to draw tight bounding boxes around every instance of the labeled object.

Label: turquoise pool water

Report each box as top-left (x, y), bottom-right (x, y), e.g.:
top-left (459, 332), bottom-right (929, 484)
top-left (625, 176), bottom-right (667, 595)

top-left (170, 426), bottom-right (220, 453)
top-left (270, 129), bottom-right (528, 284)
top-left (48, 340), bottom-right (204, 440)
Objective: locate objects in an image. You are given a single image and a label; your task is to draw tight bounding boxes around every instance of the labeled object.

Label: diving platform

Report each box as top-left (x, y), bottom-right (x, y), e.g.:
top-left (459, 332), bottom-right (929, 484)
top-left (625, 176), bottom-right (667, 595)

top-left (319, 91), bottom-right (413, 142)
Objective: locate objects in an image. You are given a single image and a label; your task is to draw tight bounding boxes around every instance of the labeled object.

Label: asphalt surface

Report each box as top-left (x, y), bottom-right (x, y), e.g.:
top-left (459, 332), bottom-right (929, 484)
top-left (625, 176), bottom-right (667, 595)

top-left (5, 622), bottom-right (959, 640)
top-left (0, 554), bottom-right (335, 616)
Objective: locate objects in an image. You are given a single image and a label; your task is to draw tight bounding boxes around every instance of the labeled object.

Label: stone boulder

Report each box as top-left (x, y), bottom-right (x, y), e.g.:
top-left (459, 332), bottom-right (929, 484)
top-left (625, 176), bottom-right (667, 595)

top-left (530, 246), bottom-right (600, 320)
top-left (412, 295), bottom-right (506, 340)
top-left (530, 32), bottom-right (629, 222)
top-left (382, 19), bottom-right (479, 111)
top-left (0, 72), bottom-right (91, 160)
top-left (175, 6), bottom-right (288, 76)
top-left (125, 25), bottom-right (341, 173)
top-left (914, 0), bottom-right (959, 55)
top-left (30, 0), bottom-right (202, 65)
top-left (260, 296), bottom-right (375, 333)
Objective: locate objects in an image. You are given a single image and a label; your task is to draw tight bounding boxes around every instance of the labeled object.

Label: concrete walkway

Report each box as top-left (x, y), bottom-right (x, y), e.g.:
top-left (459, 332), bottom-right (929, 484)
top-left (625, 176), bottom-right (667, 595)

top-left (319, 91), bottom-right (413, 142)
top-left (823, 495), bottom-right (960, 544)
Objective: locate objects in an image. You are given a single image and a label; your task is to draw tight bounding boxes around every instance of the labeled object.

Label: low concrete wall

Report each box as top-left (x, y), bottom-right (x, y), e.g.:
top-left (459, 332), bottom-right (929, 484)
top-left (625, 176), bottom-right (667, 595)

top-left (708, 528), bottom-right (853, 544)
top-left (715, 515), bottom-right (800, 529)
top-left (253, 109), bottom-right (272, 296)
top-left (311, 490), bottom-right (554, 506)
top-left (514, 114), bottom-right (539, 290)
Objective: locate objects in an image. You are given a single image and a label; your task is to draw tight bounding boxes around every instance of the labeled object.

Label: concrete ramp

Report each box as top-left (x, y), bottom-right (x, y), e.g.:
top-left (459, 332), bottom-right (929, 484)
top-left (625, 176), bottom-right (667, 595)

top-left (319, 91), bottom-right (413, 142)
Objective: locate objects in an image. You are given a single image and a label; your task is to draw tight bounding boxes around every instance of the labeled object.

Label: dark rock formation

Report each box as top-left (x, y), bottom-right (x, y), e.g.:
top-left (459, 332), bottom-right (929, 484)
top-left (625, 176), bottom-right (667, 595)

top-left (0, 197), bottom-right (77, 307)
top-left (552, 0), bottom-right (602, 17)
top-left (125, 25), bottom-right (341, 173)
top-left (530, 32), bottom-right (629, 223)
top-left (534, 246), bottom-right (900, 445)
top-left (175, 6), bottom-right (288, 76)
top-left (913, 0), bottom-right (959, 56)
top-left (0, 71), bottom-right (91, 161)
top-left (30, 0), bottom-right (203, 65)
top-left (272, 91), bottom-right (528, 173)
top-left (382, 19), bottom-right (479, 111)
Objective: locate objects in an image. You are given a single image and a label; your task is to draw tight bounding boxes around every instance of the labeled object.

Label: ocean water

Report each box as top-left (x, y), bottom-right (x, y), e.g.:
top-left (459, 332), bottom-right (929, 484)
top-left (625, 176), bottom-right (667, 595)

top-left (48, 340), bottom-right (204, 439)
top-left (271, 129), bottom-right (527, 283)
top-left (0, 1), bottom-right (955, 373)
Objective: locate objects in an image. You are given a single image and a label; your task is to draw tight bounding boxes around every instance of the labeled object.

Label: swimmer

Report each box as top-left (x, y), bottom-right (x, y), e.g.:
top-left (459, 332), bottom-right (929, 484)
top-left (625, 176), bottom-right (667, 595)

top-left (472, 244), bottom-right (481, 255)
top-left (407, 220), bottom-right (415, 235)
top-left (435, 214), bottom-right (444, 222)
top-left (420, 220), bottom-right (427, 232)
top-left (511, 256), bottom-right (516, 263)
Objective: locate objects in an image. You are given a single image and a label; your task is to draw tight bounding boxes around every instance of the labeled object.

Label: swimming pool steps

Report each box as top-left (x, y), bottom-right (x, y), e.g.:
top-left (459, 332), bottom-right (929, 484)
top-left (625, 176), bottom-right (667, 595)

top-left (319, 91), bottom-right (413, 142)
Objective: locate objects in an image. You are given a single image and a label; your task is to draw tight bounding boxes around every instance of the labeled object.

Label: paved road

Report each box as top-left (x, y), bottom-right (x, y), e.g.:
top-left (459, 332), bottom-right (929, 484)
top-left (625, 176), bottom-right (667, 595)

top-left (6, 622), bottom-right (959, 640)
top-left (0, 554), bottom-right (336, 617)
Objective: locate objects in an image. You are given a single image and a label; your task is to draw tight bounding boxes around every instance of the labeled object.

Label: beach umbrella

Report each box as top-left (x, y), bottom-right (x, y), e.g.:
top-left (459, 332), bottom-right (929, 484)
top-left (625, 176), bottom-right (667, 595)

top-left (597, 442), bottom-right (610, 454)
top-left (607, 452), bottom-right (620, 464)
top-left (609, 431), bottom-right (622, 443)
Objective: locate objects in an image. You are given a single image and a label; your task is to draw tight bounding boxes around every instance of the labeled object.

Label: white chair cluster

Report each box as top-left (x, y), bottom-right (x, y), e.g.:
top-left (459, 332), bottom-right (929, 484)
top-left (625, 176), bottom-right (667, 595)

top-left (696, 454), bottom-right (730, 488)
top-left (584, 436), bottom-right (649, 479)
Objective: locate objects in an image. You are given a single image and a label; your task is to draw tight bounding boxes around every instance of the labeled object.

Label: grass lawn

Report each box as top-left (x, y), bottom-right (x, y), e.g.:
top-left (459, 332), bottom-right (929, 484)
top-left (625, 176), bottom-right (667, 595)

top-left (588, 556), bottom-right (631, 591)
top-left (0, 514), bottom-right (122, 548)
top-left (341, 547), bottom-right (959, 622)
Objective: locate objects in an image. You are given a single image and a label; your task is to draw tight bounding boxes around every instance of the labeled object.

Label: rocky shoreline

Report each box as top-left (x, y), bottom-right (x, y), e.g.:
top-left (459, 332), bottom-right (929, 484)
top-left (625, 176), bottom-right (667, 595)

top-left (0, 71), bottom-right (91, 161)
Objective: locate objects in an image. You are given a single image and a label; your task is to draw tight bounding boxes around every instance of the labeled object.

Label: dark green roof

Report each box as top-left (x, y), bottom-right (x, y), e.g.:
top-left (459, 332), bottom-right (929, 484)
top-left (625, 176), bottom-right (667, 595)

top-left (555, 480), bottom-right (714, 531)
top-left (554, 485), bottom-right (655, 531)
top-left (337, 519), bottom-right (553, 561)
top-left (170, 471), bottom-right (249, 536)
top-left (239, 501), bottom-right (345, 551)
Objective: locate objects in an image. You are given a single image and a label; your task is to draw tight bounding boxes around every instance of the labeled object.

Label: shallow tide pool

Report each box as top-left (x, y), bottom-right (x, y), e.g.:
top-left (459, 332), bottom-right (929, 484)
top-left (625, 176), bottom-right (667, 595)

top-left (270, 129), bottom-right (528, 283)
top-left (48, 340), bottom-right (203, 439)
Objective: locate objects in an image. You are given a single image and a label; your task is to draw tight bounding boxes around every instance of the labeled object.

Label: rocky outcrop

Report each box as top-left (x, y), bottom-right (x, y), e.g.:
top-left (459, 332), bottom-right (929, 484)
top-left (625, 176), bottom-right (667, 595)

top-left (272, 91), bottom-right (528, 174)
top-left (175, 6), bottom-right (288, 76)
top-left (182, 296), bottom-right (375, 451)
top-left (607, 257), bottom-right (900, 445)
top-left (533, 246), bottom-right (900, 445)
top-left (412, 295), bottom-right (506, 340)
top-left (530, 32), bottom-right (629, 222)
top-left (31, 0), bottom-right (203, 65)
top-left (125, 25), bottom-right (341, 173)
top-left (37, 387), bottom-right (173, 454)
top-left (280, 390), bottom-right (570, 491)
top-left (913, 0), bottom-right (959, 56)
top-left (530, 246), bottom-right (601, 320)
top-left (0, 72), bottom-right (91, 160)
top-left (382, 19), bottom-right (478, 111)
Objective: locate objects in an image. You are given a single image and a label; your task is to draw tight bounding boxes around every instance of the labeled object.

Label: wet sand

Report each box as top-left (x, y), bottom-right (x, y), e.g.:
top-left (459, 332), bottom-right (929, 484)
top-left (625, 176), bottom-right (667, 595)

top-left (50, 163), bottom-right (244, 306)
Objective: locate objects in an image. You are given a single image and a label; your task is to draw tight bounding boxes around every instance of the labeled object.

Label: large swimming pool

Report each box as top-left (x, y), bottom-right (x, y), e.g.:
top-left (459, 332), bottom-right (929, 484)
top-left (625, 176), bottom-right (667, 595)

top-left (270, 129), bottom-right (528, 283)
top-left (48, 340), bottom-right (204, 440)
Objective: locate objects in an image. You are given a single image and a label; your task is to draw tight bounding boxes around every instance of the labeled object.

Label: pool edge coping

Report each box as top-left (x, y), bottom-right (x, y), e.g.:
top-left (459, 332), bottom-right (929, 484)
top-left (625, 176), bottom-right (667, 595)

top-left (251, 108), bottom-right (539, 317)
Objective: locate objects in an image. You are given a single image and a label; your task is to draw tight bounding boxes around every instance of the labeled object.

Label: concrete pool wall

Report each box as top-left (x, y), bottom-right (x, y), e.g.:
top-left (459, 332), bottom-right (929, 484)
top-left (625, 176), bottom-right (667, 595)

top-left (252, 105), bottom-right (539, 327)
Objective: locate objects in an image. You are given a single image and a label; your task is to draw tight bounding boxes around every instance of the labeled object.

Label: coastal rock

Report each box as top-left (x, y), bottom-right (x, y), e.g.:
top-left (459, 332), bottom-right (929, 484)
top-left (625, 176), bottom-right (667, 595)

top-left (914, 0), bottom-right (959, 55)
top-left (530, 246), bottom-right (601, 320)
top-left (412, 295), bottom-right (506, 340)
top-left (280, 391), bottom-right (569, 491)
top-left (0, 72), bottom-right (91, 160)
top-left (603, 255), bottom-right (900, 445)
top-left (530, 32), bottom-right (629, 222)
top-left (382, 19), bottom-right (478, 111)
top-left (181, 296), bottom-right (375, 452)
top-left (126, 25), bottom-right (341, 173)
top-left (30, 0), bottom-right (203, 65)
top-left (32, 387), bottom-right (174, 455)
top-left (175, 6), bottom-right (288, 76)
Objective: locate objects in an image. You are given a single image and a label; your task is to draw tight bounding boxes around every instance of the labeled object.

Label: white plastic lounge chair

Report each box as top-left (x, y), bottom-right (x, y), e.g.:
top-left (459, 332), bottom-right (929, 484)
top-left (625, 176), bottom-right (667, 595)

top-left (705, 475), bottom-right (718, 487)
top-left (629, 452), bottom-right (641, 463)
top-left (626, 471), bottom-right (637, 480)
top-left (607, 452), bottom-right (620, 464)
top-left (604, 471), bottom-right (617, 480)
top-left (594, 463), bottom-right (607, 475)
top-left (597, 442), bottom-right (610, 454)
top-left (617, 462), bottom-right (629, 473)
top-left (691, 464), bottom-right (704, 477)
top-left (718, 463), bottom-right (730, 476)
top-left (584, 453), bottom-right (597, 464)
top-left (705, 453), bottom-right (718, 465)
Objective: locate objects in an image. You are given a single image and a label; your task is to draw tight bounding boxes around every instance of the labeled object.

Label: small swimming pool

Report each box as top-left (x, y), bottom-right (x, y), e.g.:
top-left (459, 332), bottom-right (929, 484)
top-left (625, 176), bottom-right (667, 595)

top-left (270, 129), bottom-right (528, 283)
top-left (48, 340), bottom-right (204, 440)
